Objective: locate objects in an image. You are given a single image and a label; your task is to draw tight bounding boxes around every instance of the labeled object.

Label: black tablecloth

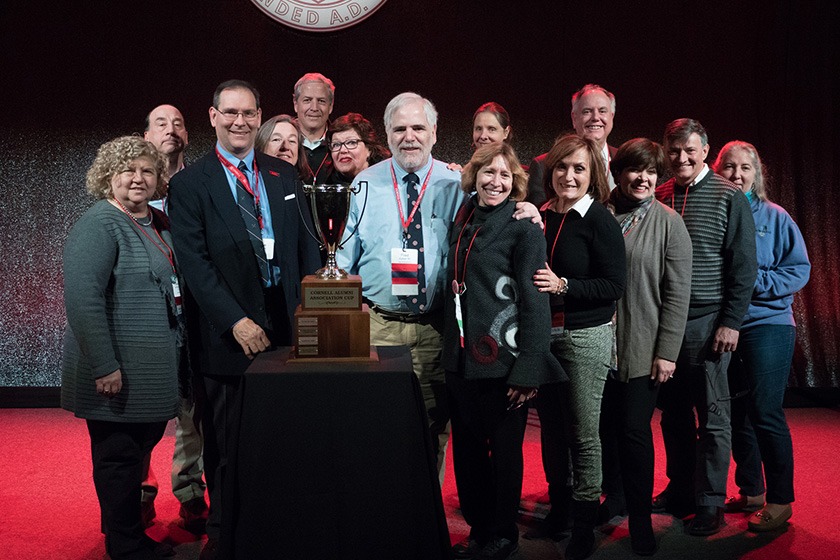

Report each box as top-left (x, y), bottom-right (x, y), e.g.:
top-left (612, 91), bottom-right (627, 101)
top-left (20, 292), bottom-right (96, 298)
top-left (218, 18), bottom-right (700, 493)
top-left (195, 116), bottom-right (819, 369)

top-left (232, 346), bottom-right (451, 560)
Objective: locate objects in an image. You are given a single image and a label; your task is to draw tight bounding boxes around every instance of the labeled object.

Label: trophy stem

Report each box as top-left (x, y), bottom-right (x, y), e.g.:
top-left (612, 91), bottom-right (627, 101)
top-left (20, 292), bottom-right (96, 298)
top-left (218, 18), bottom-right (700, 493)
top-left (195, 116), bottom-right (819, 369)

top-left (316, 248), bottom-right (348, 279)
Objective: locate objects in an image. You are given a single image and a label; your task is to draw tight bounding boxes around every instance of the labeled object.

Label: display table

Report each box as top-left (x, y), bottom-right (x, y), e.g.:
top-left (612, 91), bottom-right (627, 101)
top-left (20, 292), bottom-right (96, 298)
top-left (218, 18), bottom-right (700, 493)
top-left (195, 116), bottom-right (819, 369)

top-left (231, 346), bottom-right (450, 560)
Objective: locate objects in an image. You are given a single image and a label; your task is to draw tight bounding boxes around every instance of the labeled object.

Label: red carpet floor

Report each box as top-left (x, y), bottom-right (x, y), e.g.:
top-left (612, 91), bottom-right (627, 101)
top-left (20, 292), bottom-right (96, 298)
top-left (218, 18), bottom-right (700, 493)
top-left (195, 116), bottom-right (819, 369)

top-left (1, 406), bottom-right (839, 559)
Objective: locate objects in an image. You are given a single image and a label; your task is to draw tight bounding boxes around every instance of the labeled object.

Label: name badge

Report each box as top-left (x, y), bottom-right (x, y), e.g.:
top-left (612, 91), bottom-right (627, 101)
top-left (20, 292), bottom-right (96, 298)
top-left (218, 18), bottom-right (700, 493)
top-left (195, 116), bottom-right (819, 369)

top-left (391, 248), bottom-right (419, 296)
top-left (171, 275), bottom-right (183, 315)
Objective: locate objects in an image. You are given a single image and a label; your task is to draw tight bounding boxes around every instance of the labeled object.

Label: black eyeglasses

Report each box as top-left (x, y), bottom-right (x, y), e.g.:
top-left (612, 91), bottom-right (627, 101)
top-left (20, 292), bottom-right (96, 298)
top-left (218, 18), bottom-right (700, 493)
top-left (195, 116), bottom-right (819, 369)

top-left (329, 139), bottom-right (364, 152)
top-left (216, 109), bottom-right (260, 121)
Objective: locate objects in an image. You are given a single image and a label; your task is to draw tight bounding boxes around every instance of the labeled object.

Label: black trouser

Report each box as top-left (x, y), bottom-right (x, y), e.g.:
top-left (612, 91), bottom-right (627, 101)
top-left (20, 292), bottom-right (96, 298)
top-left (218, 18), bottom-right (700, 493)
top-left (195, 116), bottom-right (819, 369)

top-left (600, 376), bottom-right (659, 528)
top-left (447, 372), bottom-right (527, 543)
top-left (202, 373), bottom-right (244, 548)
top-left (87, 419), bottom-right (167, 560)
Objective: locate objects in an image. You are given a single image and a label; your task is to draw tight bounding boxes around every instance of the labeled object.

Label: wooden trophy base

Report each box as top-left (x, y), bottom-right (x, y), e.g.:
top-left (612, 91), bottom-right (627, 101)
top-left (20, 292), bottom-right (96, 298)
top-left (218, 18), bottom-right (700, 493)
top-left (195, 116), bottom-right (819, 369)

top-left (293, 274), bottom-right (373, 360)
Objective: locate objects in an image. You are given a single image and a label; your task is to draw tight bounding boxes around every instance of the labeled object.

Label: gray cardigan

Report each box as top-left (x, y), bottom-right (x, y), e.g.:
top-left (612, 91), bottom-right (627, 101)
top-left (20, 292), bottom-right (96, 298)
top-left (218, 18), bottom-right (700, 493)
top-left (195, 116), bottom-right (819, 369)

top-left (613, 200), bottom-right (692, 382)
top-left (61, 200), bottom-right (180, 423)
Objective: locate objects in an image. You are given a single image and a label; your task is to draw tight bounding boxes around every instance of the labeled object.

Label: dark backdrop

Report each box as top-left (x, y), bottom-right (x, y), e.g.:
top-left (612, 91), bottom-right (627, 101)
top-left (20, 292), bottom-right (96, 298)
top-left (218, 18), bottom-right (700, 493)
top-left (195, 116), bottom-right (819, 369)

top-left (1, 0), bottom-right (838, 389)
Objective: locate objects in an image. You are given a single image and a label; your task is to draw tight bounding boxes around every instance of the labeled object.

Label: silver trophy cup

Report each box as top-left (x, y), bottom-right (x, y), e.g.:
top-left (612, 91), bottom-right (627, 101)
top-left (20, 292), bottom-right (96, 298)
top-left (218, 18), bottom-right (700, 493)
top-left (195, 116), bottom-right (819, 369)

top-left (303, 182), bottom-right (365, 279)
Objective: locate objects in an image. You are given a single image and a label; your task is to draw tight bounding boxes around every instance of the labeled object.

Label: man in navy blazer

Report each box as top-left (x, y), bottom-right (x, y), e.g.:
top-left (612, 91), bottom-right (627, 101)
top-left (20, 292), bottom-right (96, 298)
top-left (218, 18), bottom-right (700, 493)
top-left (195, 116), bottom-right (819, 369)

top-left (168, 79), bottom-right (321, 560)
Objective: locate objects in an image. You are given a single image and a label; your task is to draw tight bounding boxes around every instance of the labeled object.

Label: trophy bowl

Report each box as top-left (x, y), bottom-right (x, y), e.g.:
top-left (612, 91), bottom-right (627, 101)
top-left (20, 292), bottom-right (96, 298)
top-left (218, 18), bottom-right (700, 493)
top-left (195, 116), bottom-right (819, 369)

top-left (303, 183), bottom-right (359, 279)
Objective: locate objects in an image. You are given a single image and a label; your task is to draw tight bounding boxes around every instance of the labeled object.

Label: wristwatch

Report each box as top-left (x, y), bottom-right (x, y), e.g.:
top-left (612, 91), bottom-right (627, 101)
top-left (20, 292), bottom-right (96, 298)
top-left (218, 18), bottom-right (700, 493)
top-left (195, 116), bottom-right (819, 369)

top-left (558, 277), bottom-right (569, 295)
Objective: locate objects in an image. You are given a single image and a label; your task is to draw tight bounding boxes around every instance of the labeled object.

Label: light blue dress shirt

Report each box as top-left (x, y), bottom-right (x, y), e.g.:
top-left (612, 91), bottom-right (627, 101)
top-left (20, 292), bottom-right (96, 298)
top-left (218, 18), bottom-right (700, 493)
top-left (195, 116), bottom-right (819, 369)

top-left (215, 143), bottom-right (280, 286)
top-left (337, 156), bottom-right (465, 314)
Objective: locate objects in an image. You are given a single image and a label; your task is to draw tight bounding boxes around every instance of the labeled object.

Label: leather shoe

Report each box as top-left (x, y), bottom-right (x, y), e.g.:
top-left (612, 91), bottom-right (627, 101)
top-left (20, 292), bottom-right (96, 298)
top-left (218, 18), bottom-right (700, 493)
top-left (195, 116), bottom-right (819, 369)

top-left (748, 504), bottom-right (792, 532)
top-left (597, 496), bottom-right (627, 524)
top-left (142, 535), bottom-right (174, 558)
top-left (452, 537), bottom-right (482, 559)
top-left (141, 501), bottom-right (156, 528)
top-left (724, 493), bottom-right (765, 513)
top-left (652, 489), bottom-right (694, 517)
top-left (631, 529), bottom-right (656, 556)
top-left (198, 537), bottom-right (219, 560)
top-left (687, 506), bottom-right (724, 536)
top-left (475, 537), bottom-right (519, 560)
top-left (523, 517), bottom-right (570, 541)
top-left (180, 496), bottom-right (209, 534)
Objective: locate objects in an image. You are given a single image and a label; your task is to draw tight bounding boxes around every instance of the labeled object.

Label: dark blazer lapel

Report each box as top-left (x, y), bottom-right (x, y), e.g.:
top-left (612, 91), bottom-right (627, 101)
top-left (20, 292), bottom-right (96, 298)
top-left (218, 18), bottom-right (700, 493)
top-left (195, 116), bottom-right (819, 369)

top-left (258, 153), bottom-right (299, 264)
top-left (203, 152), bottom-right (250, 246)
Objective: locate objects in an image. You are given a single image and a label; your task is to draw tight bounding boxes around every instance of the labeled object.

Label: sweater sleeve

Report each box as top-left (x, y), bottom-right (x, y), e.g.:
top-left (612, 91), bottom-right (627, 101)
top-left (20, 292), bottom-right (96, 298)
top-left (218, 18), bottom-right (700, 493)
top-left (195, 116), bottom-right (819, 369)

top-left (507, 222), bottom-right (566, 387)
top-left (63, 209), bottom-right (121, 378)
top-left (654, 212), bottom-right (693, 362)
top-left (753, 205), bottom-right (810, 300)
top-left (719, 191), bottom-right (758, 330)
top-left (566, 208), bottom-right (627, 302)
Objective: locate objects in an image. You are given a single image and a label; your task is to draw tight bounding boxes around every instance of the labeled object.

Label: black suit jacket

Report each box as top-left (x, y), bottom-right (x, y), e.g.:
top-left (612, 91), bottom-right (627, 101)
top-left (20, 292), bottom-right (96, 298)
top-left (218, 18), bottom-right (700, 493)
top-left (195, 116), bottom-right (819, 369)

top-left (168, 150), bottom-right (321, 377)
top-left (526, 144), bottom-right (618, 207)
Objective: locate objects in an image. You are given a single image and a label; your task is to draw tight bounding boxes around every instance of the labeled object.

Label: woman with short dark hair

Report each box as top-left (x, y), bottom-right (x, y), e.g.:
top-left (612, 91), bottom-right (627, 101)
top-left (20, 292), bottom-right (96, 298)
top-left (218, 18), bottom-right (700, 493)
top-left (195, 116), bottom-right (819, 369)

top-left (601, 138), bottom-right (693, 555)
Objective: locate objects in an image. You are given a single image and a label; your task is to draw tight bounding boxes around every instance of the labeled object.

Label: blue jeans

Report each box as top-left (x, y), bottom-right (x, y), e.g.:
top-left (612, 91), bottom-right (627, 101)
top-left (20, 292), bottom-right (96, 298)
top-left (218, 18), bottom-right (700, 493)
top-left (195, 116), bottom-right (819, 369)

top-left (729, 324), bottom-right (796, 504)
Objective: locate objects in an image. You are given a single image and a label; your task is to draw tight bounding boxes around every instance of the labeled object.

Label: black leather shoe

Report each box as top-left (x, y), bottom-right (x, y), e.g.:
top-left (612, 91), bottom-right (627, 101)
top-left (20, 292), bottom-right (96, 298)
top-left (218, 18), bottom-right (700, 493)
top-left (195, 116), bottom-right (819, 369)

top-left (597, 496), bottom-right (627, 524)
top-left (523, 517), bottom-right (570, 541)
top-left (198, 537), bottom-right (219, 560)
top-left (452, 537), bottom-right (482, 559)
top-left (630, 526), bottom-right (656, 556)
top-left (141, 501), bottom-right (156, 528)
top-left (179, 496), bottom-right (209, 535)
top-left (143, 535), bottom-right (175, 558)
top-left (687, 506), bottom-right (725, 536)
top-left (651, 489), bottom-right (694, 517)
top-left (475, 538), bottom-right (519, 560)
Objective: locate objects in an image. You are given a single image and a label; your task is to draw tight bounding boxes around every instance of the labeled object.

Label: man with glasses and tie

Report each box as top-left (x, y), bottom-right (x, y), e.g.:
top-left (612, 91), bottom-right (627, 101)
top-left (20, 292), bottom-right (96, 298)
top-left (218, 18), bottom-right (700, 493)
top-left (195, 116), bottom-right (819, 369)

top-left (168, 79), bottom-right (320, 560)
top-left (338, 92), bottom-right (540, 483)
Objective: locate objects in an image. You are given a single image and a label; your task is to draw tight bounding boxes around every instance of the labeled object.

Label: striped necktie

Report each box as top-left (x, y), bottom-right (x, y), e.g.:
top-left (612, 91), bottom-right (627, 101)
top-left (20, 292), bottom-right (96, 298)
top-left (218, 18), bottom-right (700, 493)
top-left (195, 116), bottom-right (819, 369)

top-left (235, 161), bottom-right (270, 286)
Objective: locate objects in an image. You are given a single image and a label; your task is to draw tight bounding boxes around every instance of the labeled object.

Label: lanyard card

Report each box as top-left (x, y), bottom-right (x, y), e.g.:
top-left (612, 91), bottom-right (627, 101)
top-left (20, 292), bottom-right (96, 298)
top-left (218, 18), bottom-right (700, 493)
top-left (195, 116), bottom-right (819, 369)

top-left (391, 248), bottom-right (419, 296)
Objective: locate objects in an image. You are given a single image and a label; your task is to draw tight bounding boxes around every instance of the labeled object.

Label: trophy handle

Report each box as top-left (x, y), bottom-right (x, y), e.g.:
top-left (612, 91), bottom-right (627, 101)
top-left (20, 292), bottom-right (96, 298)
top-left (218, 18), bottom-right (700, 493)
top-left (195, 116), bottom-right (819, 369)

top-left (298, 181), bottom-right (324, 247)
top-left (337, 180), bottom-right (368, 251)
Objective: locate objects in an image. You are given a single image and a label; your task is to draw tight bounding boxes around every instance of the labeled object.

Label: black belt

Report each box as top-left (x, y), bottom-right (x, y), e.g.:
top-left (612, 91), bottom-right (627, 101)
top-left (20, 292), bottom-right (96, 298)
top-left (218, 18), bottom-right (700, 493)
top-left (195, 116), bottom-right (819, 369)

top-left (366, 299), bottom-right (438, 324)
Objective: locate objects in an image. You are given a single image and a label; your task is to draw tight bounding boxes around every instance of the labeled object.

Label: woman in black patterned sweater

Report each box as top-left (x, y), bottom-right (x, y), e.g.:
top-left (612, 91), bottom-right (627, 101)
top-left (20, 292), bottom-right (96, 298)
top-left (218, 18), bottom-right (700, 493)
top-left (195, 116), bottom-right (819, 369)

top-left (443, 142), bottom-right (564, 560)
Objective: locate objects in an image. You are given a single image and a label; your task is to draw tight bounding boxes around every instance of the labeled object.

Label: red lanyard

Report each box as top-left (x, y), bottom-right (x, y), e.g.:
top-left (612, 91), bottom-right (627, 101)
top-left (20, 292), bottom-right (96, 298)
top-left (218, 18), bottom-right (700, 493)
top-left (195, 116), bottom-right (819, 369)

top-left (215, 148), bottom-right (263, 229)
top-left (671, 188), bottom-right (689, 217)
top-left (452, 208), bottom-right (482, 294)
top-left (312, 148), bottom-right (330, 181)
top-left (545, 210), bottom-right (569, 267)
top-left (114, 200), bottom-right (176, 275)
top-left (390, 161), bottom-right (434, 241)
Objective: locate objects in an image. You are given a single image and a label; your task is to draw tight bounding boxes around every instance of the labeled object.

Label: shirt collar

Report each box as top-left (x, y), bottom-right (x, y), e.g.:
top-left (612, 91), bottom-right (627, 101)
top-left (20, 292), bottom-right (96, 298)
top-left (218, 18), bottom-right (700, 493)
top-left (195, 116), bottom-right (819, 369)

top-left (216, 142), bottom-right (255, 171)
top-left (391, 156), bottom-right (433, 183)
top-left (680, 163), bottom-right (710, 188)
top-left (302, 131), bottom-right (327, 151)
top-left (571, 193), bottom-right (595, 217)
top-left (601, 143), bottom-right (610, 165)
